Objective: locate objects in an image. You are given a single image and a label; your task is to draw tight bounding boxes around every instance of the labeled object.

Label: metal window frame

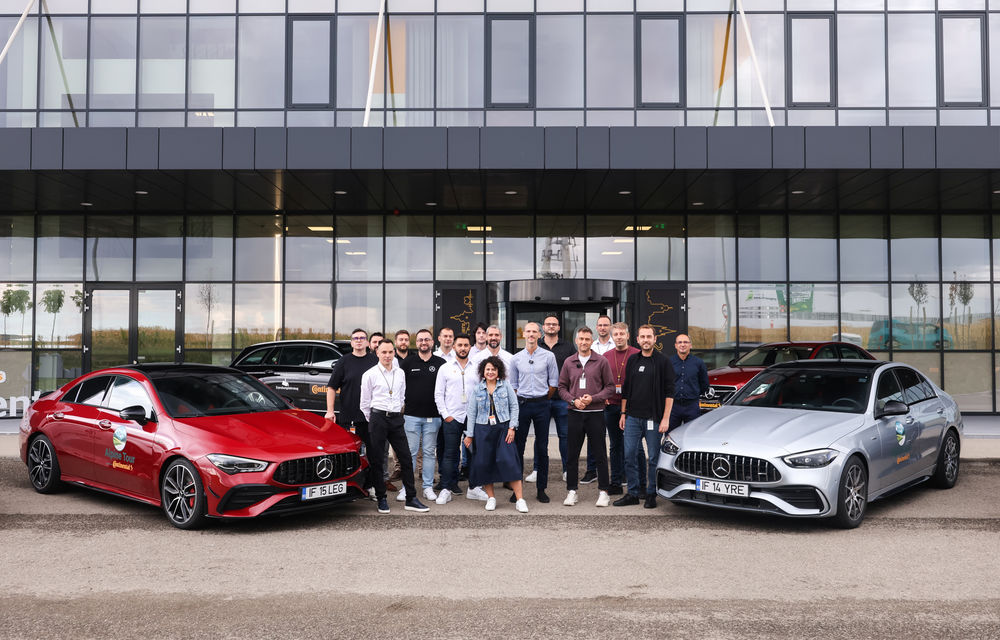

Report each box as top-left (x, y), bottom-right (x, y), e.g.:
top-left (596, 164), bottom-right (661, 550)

top-left (485, 13), bottom-right (534, 110)
top-left (285, 15), bottom-right (335, 110)
top-left (635, 13), bottom-right (684, 110)
top-left (786, 13), bottom-right (836, 109)
top-left (937, 12), bottom-right (988, 109)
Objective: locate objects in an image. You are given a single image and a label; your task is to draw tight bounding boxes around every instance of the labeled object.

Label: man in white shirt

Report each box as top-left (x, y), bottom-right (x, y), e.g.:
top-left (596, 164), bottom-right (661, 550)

top-left (433, 326), bottom-right (457, 363)
top-left (592, 315), bottom-right (614, 355)
top-left (360, 341), bottom-right (430, 514)
top-left (468, 322), bottom-right (489, 359)
top-left (470, 325), bottom-right (514, 379)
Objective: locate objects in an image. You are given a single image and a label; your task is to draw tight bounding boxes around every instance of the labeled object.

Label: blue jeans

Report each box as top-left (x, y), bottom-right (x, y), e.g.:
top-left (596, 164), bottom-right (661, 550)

top-left (604, 404), bottom-right (645, 485)
top-left (624, 416), bottom-right (661, 497)
top-left (440, 418), bottom-right (465, 491)
top-left (547, 398), bottom-right (569, 473)
top-left (404, 415), bottom-right (441, 490)
top-left (515, 399), bottom-right (551, 490)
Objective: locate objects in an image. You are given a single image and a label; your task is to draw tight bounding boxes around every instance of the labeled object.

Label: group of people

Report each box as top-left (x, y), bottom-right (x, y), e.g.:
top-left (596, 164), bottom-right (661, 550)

top-left (324, 315), bottom-right (710, 515)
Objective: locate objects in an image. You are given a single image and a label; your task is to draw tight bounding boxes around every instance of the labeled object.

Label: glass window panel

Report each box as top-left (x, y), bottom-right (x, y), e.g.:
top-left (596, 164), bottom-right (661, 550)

top-left (942, 214), bottom-right (989, 281)
top-left (991, 16), bottom-right (1000, 106)
top-left (184, 282), bottom-right (232, 349)
top-left (837, 15), bottom-right (886, 108)
top-left (687, 15), bottom-right (734, 108)
top-left (0, 283), bottom-right (32, 347)
top-left (489, 18), bottom-right (531, 106)
top-left (338, 15), bottom-right (384, 109)
top-left (889, 352), bottom-right (941, 388)
top-left (536, 215), bottom-right (583, 280)
top-left (944, 282), bottom-right (990, 350)
top-left (35, 283), bottom-right (83, 348)
top-left (790, 17), bottom-right (831, 104)
top-left (586, 15), bottom-right (633, 108)
top-left (136, 215), bottom-right (182, 281)
top-left (436, 215), bottom-right (485, 281)
top-left (536, 15), bottom-right (583, 108)
top-left (385, 110), bottom-right (434, 126)
top-left (336, 215), bottom-right (383, 281)
top-left (841, 283), bottom-right (889, 351)
top-left (888, 13), bottom-right (936, 107)
top-left (238, 16), bottom-right (284, 109)
top-left (35, 349), bottom-right (83, 391)
top-left (385, 215), bottom-right (433, 281)
top-left (585, 110), bottom-right (634, 126)
top-left (183, 350), bottom-right (234, 366)
top-left (688, 283), bottom-right (737, 349)
top-left (837, 110), bottom-right (886, 126)
top-left (840, 214), bottom-right (887, 281)
top-left (235, 215), bottom-right (283, 282)
top-left (636, 215), bottom-right (685, 281)
top-left (37, 216), bottom-right (83, 281)
top-left (287, 110), bottom-right (335, 126)
top-left (737, 14), bottom-right (784, 108)
top-left (387, 16), bottom-right (434, 109)
top-left (291, 19), bottom-right (332, 105)
top-left (942, 17), bottom-right (984, 105)
top-left (189, 16), bottom-right (236, 110)
top-left (788, 284), bottom-right (838, 341)
top-left (940, 109), bottom-right (986, 125)
top-left (688, 215), bottom-right (735, 281)
top-left (92, 0), bottom-right (137, 11)
top-left (143, 0), bottom-right (187, 12)
top-left (0, 18), bottom-right (37, 109)
top-left (943, 353), bottom-right (991, 412)
top-left (334, 283), bottom-right (382, 338)
top-left (285, 215), bottom-right (333, 282)
top-left (186, 215), bottom-right (233, 281)
top-left (738, 214), bottom-right (785, 281)
top-left (890, 282), bottom-right (942, 350)
top-left (236, 111), bottom-right (283, 126)
top-left (486, 214), bottom-right (533, 281)
top-left (435, 110), bottom-right (484, 126)
top-left (586, 216), bottom-right (635, 280)
top-left (0, 215), bottom-right (34, 281)
top-left (891, 214), bottom-right (938, 281)
top-left (138, 111), bottom-right (184, 126)
top-left (241, 0), bottom-right (284, 10)
top-left (40, 17), bottom-right (86, 115)
top-left (738, 283), bottom-right (788, 345)
top-left (437, 15), bottom-right (484, 109)
top-left (284, 283), bottom-right (333, 340)
top-left (86, 215), bottom-right (133, 282)
top-left (789, 214), bottom-right (836, 282)
top-left (89, 18), bottom-right (136, 110)
top-left (88, 111), bottom-right (135, 126)
top-left (640, 18), bottom-right (681, 106)
top-left (234, 283), bottom-right (280, 349)
top-left (385, 282), bottom-right (433, 338)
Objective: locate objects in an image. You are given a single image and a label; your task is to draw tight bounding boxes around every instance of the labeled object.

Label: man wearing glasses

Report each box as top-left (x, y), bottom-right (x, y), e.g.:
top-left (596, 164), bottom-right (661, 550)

top-left (326, 328), bottom-right (378, 493)
top-left (669, 333), bottom-right (710, 430)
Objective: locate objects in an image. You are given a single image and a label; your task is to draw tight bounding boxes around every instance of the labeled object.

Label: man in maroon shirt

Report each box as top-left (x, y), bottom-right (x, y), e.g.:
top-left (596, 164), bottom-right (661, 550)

top-left (602, 322), bottom-right (642, 496)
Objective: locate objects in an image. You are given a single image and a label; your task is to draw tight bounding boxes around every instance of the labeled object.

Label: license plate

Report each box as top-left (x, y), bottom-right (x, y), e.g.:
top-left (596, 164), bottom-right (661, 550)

top-left (301, 481), bottom-right (347, 500)
top-left (695, 478), bottom-right (749, 497)
top-left (699, 401), bottom-right (721, 410)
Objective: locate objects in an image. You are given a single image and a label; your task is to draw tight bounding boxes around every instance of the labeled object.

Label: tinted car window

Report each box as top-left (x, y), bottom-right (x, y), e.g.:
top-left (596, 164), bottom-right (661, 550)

top-left (730, 368), bottom-right (871, 413)
top-left (74, 376), bottom-right (113, 406)
top-left (736, 346), bottom-right (813, 366)
top-left (838, 345), bottom-right (864, 360)
top-left (310, 346), bottom-right (340, 368)
top-left (896, 367), bottom-right (935, 404)
top-left (876, 370), bottom-right (905, 410)
top-left (238, 346), bottom-right (274, 365)
top-left (106, 376), bottom-right (154, 414)
top-left (814, 345), bottom-right (837, 359)
top-left (276, 346), bottom-right (310, 366)
top-left (150, 371), bottom-right (287, 416)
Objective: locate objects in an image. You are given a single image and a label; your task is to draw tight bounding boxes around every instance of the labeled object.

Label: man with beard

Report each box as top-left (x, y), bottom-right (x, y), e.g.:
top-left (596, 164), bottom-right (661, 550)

top-left (394, 329), bottom-right (410, 365)
top-left (433, 333), bottom-right (486, 503)
top-left (470, 325), bottom-right (513, 377)
top-left (369, 332), bottom-right (384, 352)
top-left (399, 329), bottom-right (447, 504)
top-left (537, 314), bottom-right (576, 482)
top-left (603, 322), bottom-right (641, 497)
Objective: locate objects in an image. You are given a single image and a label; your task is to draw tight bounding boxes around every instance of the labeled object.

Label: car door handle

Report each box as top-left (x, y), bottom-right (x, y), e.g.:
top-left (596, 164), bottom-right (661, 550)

top-left (52, 411), bottom-right (64, 420)
top-left (309, 370), bottom-right (319, 376)
top-left (265, 370), bottom-right (275, 375)
top-left (937, 407), bottom-right (944, 415)
top-left (98, 419), bottom-right (113, 430)
top-left (904, 416), bottom-right (915, 425)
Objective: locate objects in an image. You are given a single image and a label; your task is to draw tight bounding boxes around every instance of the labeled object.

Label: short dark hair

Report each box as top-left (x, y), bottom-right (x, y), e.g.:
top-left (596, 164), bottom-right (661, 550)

top-left (475, 322), bottom-right (488, 332)
top-left (350, 328), bottom-right (367, 337)
top-left (370, 331), bottom-right (384, 340)
top-left (598, 315), bottom-right (612, 323)
top-left (454, 333), bottom-right (472, 344)
top-left (478, 355), bottom-right (507, 381)
top-left (544, 314), bottom-right (560, 324)
top-left (394, 329), bottom-right (410, 339)
top-left (575, 326), bottom-right (593, 337)
top-left (438, 326), bottom-right (454, 336)
top-left (416, 328), bottom-right (433, 339)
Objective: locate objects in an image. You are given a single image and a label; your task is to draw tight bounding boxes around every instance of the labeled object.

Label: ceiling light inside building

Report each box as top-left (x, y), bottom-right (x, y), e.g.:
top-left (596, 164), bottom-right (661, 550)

top-left (425, 202), bottom-right (437, 206)
top-left (466, 226), bottom-right (493, 232)
top-left (613, 238), bottom-right (634, 243)
top-left (691, 202), bottom-right (704, 206)
top-left (791, 190), bottom-right (805, 195)
top-left (624, 225), bottom-right (652, 232)
top-left (470, 239), bottom-right (494, 244)
top-left (601, 251), bottom-right (623, 256)
top-left (336, 239), bottom-right (351, 244)
top-left (80, 202), bottom-right (92, 207)
top-left (334, 190), bottom-right (347, 195)
top-left (345, 251), bottom-right (367, 256)
top-left (618, 190), bottom-right (632, 195)
top-left (135, 190), bottom-right (148, 195)
top-left (308, 226), bottom-right (335, 232)
top-left (504, 190), bottom-right (518, 195)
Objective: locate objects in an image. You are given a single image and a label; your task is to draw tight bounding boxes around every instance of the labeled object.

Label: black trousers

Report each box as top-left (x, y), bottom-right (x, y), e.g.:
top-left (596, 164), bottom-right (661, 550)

top-left (566, 410), bottom-right (609, 491)
top-left (368, 412), bottom-right (416, 500)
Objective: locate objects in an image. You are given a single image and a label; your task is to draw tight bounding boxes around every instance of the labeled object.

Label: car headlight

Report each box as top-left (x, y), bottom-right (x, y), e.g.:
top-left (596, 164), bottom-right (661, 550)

top-left (782, 449), bottom-right (838, 468)
top-left (206, 453), bottom-right (269, 474)
top-left (661, 435), bottom-right (680, 456)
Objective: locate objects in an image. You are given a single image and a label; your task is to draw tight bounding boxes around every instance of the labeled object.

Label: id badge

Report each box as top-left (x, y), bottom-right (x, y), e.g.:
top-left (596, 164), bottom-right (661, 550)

top-left (489, 415), bottom-right (497, 425)
top-left (579, 376), bottom-right (587, 390)
top-left (615, 384), bottom-right (622, 394)
top-left (426, 417), bottom-right (434, 423)
top-left (647, 419), bottom-right (654, 431)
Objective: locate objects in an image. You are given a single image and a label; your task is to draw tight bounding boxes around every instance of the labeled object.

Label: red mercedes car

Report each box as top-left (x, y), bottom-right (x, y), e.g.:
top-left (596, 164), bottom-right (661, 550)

top-left (19, 364), bottom-right (368, 529)
top-left (700, 341), bottom-right (876, 410)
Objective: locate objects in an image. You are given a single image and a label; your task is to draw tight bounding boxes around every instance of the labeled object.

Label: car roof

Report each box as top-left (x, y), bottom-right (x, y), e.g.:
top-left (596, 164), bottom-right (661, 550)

top-left (237, 339), bottom-right (339, 348)
top-left (120, 363), bottom-right (242, 378)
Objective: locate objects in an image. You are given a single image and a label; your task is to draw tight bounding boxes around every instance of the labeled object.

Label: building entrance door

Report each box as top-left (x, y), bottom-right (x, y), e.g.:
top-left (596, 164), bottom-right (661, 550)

top-left (83, 285), bottom-right (183, 372)
top-left (511, 304), bottom-right (614, 350)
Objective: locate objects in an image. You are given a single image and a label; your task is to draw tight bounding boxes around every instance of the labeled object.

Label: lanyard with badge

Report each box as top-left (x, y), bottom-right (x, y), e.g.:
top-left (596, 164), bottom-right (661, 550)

top-left (635, 360), bottom-right (655, 431)
top-left (488, 389), bottom-right (498, 425)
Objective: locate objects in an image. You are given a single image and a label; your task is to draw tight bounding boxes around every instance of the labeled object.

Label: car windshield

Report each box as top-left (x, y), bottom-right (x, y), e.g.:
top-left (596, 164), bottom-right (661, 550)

top-left (734, 346), bottom-right (814, 367)
top-left (730, 368), bottom-right (872, 413)
top-left (149, 371), bottom-right (288, 417)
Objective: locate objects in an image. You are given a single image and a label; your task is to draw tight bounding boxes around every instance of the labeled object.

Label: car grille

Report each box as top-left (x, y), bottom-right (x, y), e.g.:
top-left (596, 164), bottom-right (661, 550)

top-left (273, 452), bottom-right (361, 485)
top-left (675, 451), bottom-right (781, 483)
top-left (764, 486), bottom-right (824, 510)
top-left (657, 470), bottom-right (687, 492)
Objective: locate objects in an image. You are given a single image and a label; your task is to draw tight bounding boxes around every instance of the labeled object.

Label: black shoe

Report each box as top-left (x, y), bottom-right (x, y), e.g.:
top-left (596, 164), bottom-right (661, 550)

top-left (509, 492), bottom-right (517, 503)
top-left (638, 490), bottom-right (647, 500)
top-left (447, 485), bottom-right (463, 495)
top-left (613, 494), bottom-right (640, 507)
top-left (607, 485), bottom-right (623, 496)
top-left (536, 490), bottom-right (550, 503)
top-left (643, 495), bottom-right (657, 509)
top-left (433, 481), bottom-right (443, 492)
top-left (404, 498), bottom-right (430, 512)
top-left (580, 470), bottom-right (598, 484)
top-left (458, 467), bottom-right (469, 481)
top-left (377, 497), bottom-right (390, 514)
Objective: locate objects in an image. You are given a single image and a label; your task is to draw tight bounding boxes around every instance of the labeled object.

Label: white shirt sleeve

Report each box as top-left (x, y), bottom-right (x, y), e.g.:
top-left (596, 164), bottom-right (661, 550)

top-left (359, 370), bottom-right (373, 422)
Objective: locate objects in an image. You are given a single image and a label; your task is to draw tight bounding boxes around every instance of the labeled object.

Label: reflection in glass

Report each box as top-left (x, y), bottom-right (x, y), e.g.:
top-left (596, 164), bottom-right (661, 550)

top-left (437, 15), bottom-right (484, 108)
top-left (139, 17), bottom-right (185, 109)
top-left (636, 215), bottom-right (684, 281)
top-left (688, 215), bottom-right (735, 281)
top-left (387, 16), bottom-right (434, 109)
top-left (789, 214), bottom-right (836, 281)
top-left (334, 283), bottom-right (382, 339)
top-left (943, 353), bottom-right (991, 412)
top-left (941, 17), bottom-right (984, 104)
top-left (0, 17), bottom-right (37, 109)
top-left (536, 215), bottom-right (583, 280)
top-left (840, 214), bottom-right (887, 281)
top-left (238, 16), bottom-right (285, 109)
top-left (91, 289), bottom-right (130, 370)
top-left (386, 283), bottom-right (433, 338)
top-left (137, 289), bottom-right (176, 364)
top-left (890, 282), bottom-right (942, 350)
top-left (0, 283), bottom-right (33, 347)
top-left (188, 16), bottom-right (236, 109)
top-left (182, 350), bottom-right (232, 366)
top-left (490, 18), bottom-right (530, 105)
top-left (486, 215), bottom-right (533, 281)
top-left (234, 283), bottom-right (280, 348)
top-left (891, 214), bottom-right (938, 281)
top-left (436, 215), bottom-right (485, 281)
top-left (789, 284), bottom-right (838, 341)
top-left (841, 284), bottom-right (889, 351)
top-left (35, 349), bottom-right (83, 392)
top-left (586, 15), bottom-right (633, 108)
top-left (136, 215), bottom-right (182, 281)
top-left (38, 217), bottom-right (84, 281)
top-left (738, 283), bottom-right (788, 344)
top-left (184, 282), bottom-right (232, 349)
top-left (944, 282), bottom-right (990, 350)
top-left (737, 13), bottom-right (784, 108)
top-left (290, 19), bottom-right (331, 105)
top-left (838, 14), bottom-right (885, 107)
top-left (89, 18), bottom-right (136, 109)
top-left (336, 215), bottom-right (384, 281)
top-left (738, 214), bottom-right (785, 281)
top-left (87, 216), bottom-right (133, 282)
top-left (0, 216), bottom-right (34, 281)
top-left (235, 215), bottom-right (282, 282)
top-left (536, 15), bottom-right (583, 108)
top-left (889, 352), bottom-right (941, 386)
top-left (640, 18), bottom-right (681, 105)
top-left (688, 283), bottom-right (736, 349)
top-left (285, 215), bottom-right (333, 282)
top-left (790, 17), bottom-right (831, 104)
top-left (186, 215), bottom-right (232, 281)
top-left (338, 16), bottom-right (383, 109)
top-left (35, 283), bottom-right (84, 348)
top-left (586, 217), bottom-right (635, 280)
top-left (386, 215), bottom-right (434, 281)
top-left (285, 283), bottom-right (333, 340)
top-left (942, 214), bottom-right (989, 281)
top-left (888, 13), bottom-right (936, 107)
top-left (687, 15), bottom-right (734, 109)
top-left (41, 17), bottom-right (86, 119)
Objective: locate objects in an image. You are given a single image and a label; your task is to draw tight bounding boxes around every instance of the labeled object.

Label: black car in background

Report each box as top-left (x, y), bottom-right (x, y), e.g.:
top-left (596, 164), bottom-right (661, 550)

top-left (231, 340), bottom-right (343, 414)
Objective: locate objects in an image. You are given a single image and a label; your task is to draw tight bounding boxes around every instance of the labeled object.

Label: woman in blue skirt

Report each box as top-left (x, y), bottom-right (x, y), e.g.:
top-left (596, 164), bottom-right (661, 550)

top-left (464, 355), bottom-right (527, 513)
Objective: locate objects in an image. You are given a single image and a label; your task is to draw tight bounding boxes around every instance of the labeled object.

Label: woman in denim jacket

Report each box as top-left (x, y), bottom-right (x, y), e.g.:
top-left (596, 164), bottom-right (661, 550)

top-left (463, 355), bottom-right (527, 513)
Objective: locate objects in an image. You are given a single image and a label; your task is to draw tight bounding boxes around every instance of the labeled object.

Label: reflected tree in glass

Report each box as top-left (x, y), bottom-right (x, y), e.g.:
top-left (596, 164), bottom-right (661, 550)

top-left (0, 286), bottom-right (31, 346)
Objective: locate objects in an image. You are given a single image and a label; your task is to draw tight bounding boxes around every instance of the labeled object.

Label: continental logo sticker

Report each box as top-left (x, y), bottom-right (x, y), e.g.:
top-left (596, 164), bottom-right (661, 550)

top-left (896, 453), bottom-right (910, 464)
top-left (113, 425), bottom-right (128, 451)
top-left (311, 385), bottom-right (328, 395)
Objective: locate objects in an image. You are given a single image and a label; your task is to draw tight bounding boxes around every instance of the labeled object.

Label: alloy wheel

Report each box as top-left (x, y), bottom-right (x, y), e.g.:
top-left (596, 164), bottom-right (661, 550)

top-left (943, 436), bottom-right (959, 483)
top-left (28, 438), bottom-right (52, 489)
top-left (843, 463), bottom-right (866, 522)
top-left (162, 463), bottom-right (198, 524)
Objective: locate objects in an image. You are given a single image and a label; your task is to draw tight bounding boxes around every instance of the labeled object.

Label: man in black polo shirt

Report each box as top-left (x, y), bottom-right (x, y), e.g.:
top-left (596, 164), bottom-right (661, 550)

top-left (326, 328), bottom-right (378, 492)
top-left (401, 328), bottom-right (447, 504)
top-left (539, 314), bottom-right (577, 480)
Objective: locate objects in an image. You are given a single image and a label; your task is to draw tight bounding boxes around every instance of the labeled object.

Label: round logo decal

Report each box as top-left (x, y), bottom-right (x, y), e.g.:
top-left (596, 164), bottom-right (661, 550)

top-left (112, 425), bottom-right (128, 451)
top-left (895, 421), bottom-right (906, 447)
top-left (0, 370), bottom-right (6, 383)
top-left (429, 366), bottom-right (437, 373)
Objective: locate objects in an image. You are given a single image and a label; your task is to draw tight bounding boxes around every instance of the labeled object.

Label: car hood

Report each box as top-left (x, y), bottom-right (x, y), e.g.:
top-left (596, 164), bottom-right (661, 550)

top-left (672, 405), bottom-right (865, 456)
top-left (173, 409), bottom-right (359, 459)
top-left (707, 366), bottom-right (763, 387)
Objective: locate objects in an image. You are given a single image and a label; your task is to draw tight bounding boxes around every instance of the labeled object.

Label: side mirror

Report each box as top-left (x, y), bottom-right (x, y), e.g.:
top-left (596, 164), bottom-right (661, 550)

top-left (119, 405), bottom-right (151, 425)
top-left (877, 400), bottom-right (908, 419)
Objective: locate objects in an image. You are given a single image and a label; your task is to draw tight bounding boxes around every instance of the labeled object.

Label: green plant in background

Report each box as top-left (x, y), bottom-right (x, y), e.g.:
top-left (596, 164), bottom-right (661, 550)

top-left (1, 287), bottom-right (32, 345)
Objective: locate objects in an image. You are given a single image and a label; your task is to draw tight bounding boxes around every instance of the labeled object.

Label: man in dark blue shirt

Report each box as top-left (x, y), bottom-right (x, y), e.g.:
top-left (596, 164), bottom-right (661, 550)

top-left (669, 334), bottom-right (710, 430)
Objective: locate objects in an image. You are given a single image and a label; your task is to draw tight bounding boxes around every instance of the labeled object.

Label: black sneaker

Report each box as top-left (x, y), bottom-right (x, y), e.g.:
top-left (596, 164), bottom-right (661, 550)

top-left (377, 497), bottom-right (390, 514)
top-left (607, 485), bottom-right (623, 495)
top-left (404, 497), bottom-right (430, 512)
top-left (433, 481), bottom-right (444, 492)
top-left (536, 490), bottom-right (550, 503)
top-left (508, 492), bottom-right (517, 503)
top-left (638, 490), bottom-right (647, 500)
top-left (613, 494), bottom-right (640, 507)
top-left (580, 470), bottom-right (598, 484)
top-left (458, 466), bottom-right (470, 481)
top-left (643, 495), bottom-right (657, 509)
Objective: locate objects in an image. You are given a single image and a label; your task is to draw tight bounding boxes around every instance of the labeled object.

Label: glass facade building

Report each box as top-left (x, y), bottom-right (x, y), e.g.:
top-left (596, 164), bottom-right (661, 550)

top-left (1, 0), bottom-right (999, 415)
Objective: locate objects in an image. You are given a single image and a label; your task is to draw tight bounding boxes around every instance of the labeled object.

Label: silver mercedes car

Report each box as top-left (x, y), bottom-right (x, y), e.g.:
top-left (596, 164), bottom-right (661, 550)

top-left (656, 360), bottom-right (962, 528)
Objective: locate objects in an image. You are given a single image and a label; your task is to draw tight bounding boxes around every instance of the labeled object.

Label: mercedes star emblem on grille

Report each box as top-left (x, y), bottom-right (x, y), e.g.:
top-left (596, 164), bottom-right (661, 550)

top-left (711, 456), bottom-right (731, 478)
top-left (316, 456), bottom-right (334, 480)
top-left (705, 387), bottom-right (717, 399)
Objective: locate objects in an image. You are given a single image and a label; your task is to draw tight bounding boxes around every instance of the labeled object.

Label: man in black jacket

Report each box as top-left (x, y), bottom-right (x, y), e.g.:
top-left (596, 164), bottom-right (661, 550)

top-left (616, 325), bottom-right (676, 508)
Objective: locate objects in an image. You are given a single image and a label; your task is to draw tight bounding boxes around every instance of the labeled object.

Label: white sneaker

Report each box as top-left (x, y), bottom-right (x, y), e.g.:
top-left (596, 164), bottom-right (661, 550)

top-left (423, 487), bottom-right (437, 502)
top-left (596, 490), bottom-right (610, 507)
top-left (562, 471), bottom-right (567, 482)
top-left (395, 488), bottom-right (406, 502)
top-left (435, 488), bottom-right (453, 505)
top-left (466, 486), bottom-right (489, 501)
top-left (563, 490), bottom-right (578, 506)
top-left (525, 470), bottom-right (537, 483)
top-left (515, 498), bottom-right (529, 513)
top-left (368, 487), bottom-right (377, 500)
top-left (485, 497), bottom-right (497, 511)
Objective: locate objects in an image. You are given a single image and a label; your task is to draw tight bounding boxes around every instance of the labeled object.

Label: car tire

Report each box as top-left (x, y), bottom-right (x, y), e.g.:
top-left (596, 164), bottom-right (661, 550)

top-left (931, 429), bottom-right (960, 489)
top-left (160, 459), bottom-right (207, 530)
top-left (27, 435), bottom-right (62, 494)
top-left (832, 455), bottom-right (868, 529)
